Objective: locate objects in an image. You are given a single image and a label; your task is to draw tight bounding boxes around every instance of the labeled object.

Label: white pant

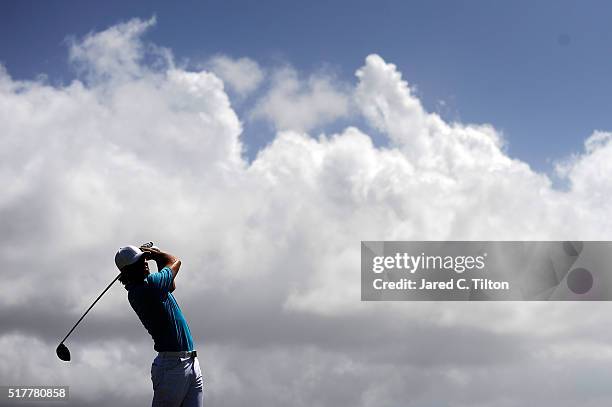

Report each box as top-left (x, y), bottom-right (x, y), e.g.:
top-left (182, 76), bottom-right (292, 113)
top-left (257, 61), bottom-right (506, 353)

top-left (151, 355), bottom-right (203, 407)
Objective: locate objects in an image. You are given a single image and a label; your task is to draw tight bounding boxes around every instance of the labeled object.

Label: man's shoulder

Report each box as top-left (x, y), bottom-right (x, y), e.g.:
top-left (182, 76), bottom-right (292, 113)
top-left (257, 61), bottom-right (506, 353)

top-left (146, 268), bottom-right (173, 288)
top-left (148, 267), bottom-right (172, 278)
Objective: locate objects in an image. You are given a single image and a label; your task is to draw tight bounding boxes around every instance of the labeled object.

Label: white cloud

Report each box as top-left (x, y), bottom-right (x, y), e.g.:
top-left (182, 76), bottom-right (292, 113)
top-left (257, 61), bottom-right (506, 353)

top-left (68, 16), bottom-right (167, 82)
top-left (207, 55), bottom-right (264, 97)
top-left (355, 54), bottom-right (513, 174)
top-left (557, 131), bottom-right (612, 212)
top-left (250, 66), bottom-right (350, 132)
top-left (3, 17), bottom-right (612, 407)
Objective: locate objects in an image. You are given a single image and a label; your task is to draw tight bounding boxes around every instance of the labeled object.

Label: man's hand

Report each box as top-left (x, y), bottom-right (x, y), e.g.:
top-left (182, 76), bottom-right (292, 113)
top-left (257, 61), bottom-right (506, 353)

top-left (139, 245), bottom-right (181, 279)
top-left (140, 245), bottom-right (161, 261)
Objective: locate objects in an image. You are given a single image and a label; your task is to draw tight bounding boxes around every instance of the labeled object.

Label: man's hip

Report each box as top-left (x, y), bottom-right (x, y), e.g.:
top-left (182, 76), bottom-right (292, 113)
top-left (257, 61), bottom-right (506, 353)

top-left (151, 353), bottom-right (203, 407)
top-left (157, 350), bottom-right (197, 358)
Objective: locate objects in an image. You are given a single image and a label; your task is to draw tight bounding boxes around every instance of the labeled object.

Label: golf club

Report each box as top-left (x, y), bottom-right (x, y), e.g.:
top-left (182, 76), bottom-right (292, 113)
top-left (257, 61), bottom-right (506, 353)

top-left (56, 273), bottom-right (121, 362)
top-left (56, 242), bottom-right (155, 362)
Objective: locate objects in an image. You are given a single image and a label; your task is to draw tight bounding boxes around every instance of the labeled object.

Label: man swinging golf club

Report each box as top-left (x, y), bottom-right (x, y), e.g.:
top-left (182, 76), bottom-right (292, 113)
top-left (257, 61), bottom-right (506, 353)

top-left (115, 244), bottom-right (203, 407)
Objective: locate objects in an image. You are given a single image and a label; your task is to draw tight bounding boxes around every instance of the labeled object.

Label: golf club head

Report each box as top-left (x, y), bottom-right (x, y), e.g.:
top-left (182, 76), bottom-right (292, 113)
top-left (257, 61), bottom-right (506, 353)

top-left (56, 343), bottom-right (71, 362)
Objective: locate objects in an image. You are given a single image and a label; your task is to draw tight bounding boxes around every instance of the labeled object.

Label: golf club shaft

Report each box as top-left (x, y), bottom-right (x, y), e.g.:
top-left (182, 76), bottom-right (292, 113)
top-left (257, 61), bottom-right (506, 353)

top-left (60, 273), bottom-right (121, 344)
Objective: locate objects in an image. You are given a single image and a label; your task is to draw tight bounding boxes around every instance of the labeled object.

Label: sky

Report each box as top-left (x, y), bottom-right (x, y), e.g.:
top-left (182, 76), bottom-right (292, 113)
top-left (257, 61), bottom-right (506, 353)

top-left (3, 0), bottom-right (612, 170)
top-left (3, 2), bottom-right (612, 407)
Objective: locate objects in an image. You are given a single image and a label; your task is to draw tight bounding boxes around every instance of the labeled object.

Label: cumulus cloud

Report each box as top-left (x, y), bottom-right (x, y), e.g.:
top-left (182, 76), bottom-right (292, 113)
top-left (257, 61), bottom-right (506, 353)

top-left (68, 16), bottom-right (170, 82)
top-left (250, 66), bottom-right (350, 132)
top-left (2, 17), bottom-right (612, 407)
top-left (207, 55), bottom-right (264, 97)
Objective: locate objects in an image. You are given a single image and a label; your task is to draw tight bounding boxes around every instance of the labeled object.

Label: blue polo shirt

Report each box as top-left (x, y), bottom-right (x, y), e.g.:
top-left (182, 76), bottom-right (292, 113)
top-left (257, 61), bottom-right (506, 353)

top-left (127, 267), bottom-right (194, 352)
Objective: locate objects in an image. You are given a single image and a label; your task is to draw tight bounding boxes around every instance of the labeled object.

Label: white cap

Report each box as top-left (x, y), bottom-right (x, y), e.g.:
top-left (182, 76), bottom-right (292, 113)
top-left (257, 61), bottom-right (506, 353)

top-left (115, 246), bottom-right (144, 270)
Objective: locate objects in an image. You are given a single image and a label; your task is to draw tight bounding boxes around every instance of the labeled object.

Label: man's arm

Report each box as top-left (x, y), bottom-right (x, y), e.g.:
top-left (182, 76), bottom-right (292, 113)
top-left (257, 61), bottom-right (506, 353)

top-left (141, 247), bottom-right (181, 291)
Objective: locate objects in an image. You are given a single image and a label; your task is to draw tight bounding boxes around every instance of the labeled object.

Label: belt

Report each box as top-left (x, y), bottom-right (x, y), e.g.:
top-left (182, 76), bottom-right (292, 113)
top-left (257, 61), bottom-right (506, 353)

top-left (157, 350), bottom-right (197, 358)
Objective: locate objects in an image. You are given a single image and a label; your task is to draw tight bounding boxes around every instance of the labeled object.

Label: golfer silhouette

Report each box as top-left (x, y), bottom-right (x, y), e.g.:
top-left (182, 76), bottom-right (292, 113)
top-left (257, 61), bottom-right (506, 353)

top-left (115, 244), bottom-right (203, 407)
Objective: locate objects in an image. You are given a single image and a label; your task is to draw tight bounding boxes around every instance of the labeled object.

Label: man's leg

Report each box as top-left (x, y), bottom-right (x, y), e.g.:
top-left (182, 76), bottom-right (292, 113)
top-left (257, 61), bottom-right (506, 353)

top-left (151, 356), bottom-right (191, 407)
top-left (181, 357), bottom-right (204, 407)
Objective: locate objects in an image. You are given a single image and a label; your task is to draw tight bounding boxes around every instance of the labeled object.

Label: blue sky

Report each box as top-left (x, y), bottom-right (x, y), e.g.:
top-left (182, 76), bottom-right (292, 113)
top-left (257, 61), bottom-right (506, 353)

top-left (2, 0), bottom-right (612, 171)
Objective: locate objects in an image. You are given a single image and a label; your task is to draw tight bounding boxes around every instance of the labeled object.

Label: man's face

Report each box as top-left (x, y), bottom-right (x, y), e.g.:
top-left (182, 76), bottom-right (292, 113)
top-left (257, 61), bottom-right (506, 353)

top-left (118, 257), bottom-right (151, 286)
top-left (121, 258), bottom-right (150, 276)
